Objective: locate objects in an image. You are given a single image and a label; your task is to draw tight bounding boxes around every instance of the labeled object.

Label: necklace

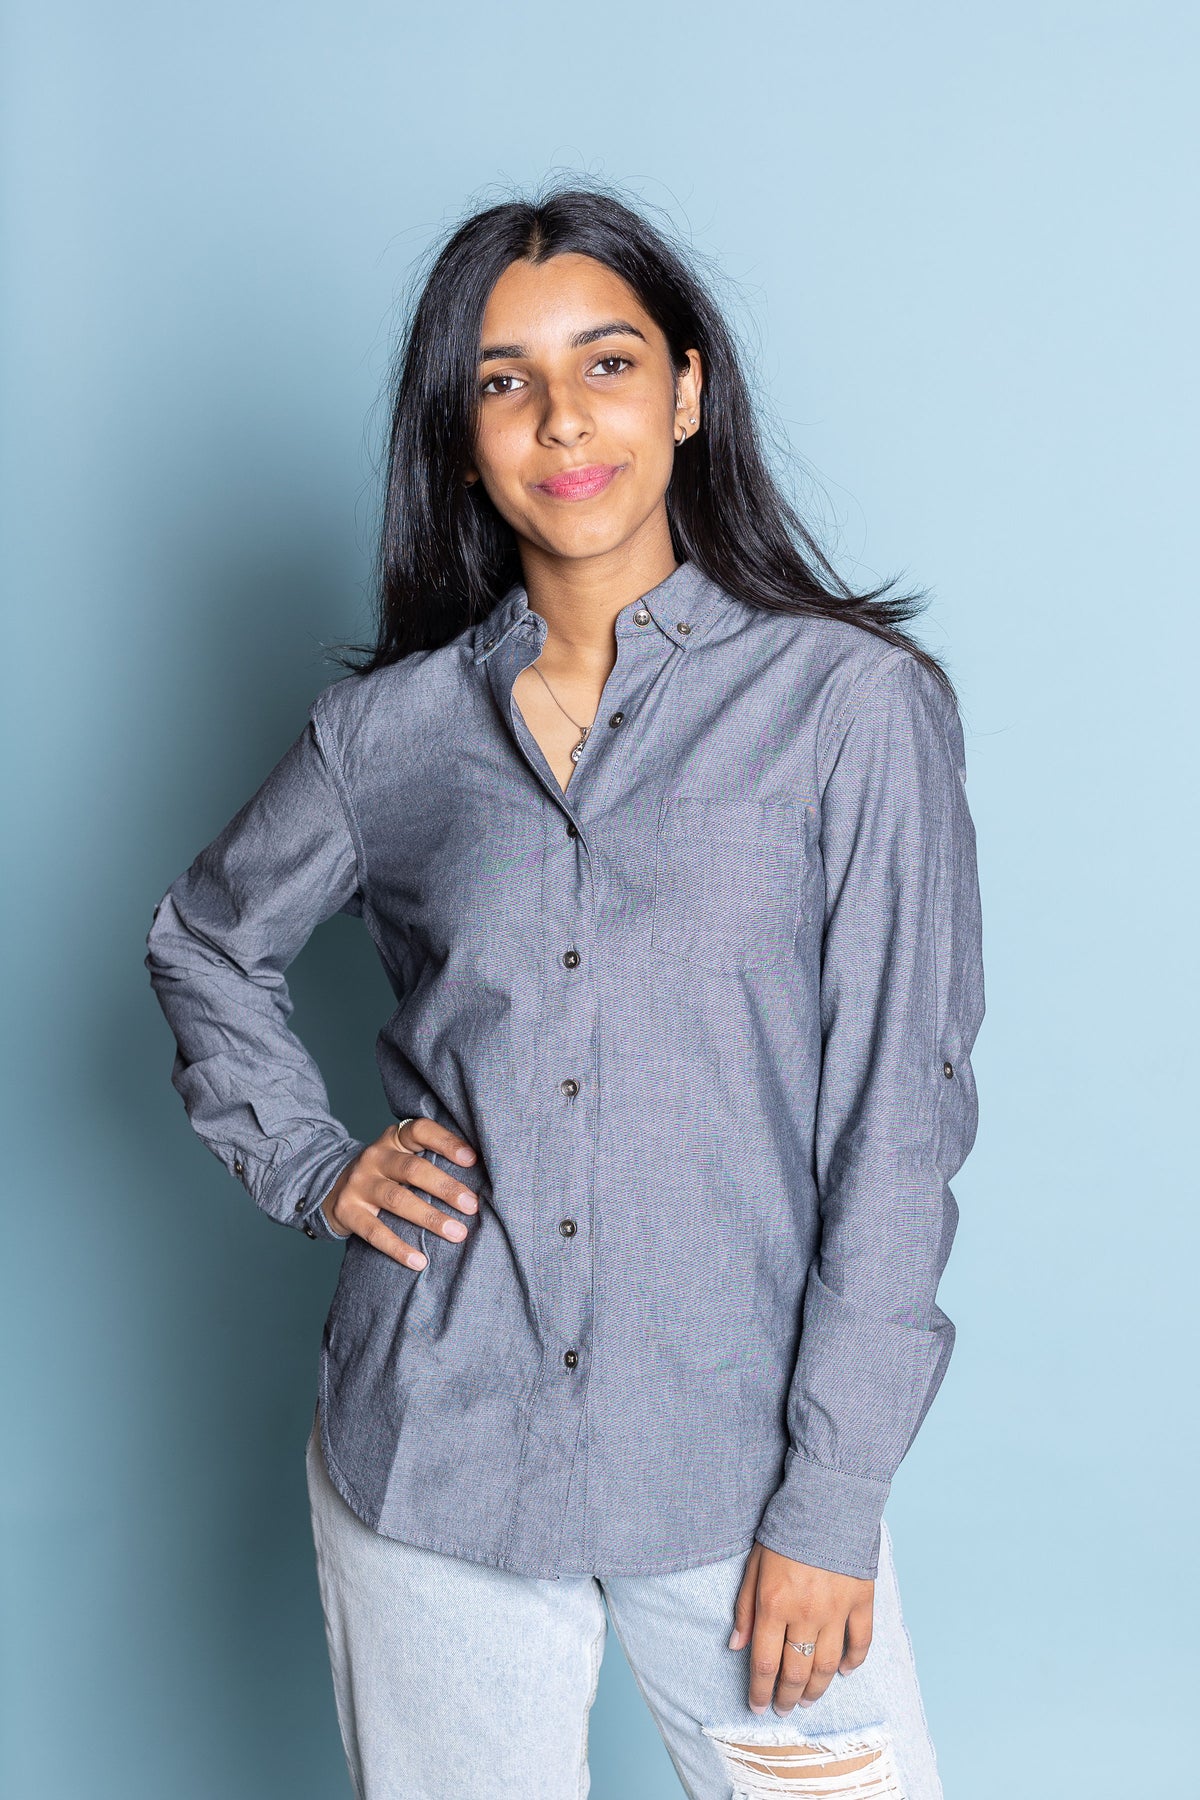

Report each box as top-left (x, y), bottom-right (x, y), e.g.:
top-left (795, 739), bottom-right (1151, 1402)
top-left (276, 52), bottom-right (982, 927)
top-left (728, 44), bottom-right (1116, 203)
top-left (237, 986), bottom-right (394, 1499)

top-left (529, 663), bottom-right (592, 764)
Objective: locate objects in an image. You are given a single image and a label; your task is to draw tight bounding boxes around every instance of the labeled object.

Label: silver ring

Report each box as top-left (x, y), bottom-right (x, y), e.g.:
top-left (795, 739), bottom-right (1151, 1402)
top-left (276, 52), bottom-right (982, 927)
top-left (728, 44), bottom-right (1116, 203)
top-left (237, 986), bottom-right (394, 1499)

top-left (786, 1639), bottom-right (817, 1657)
top-left (393, 1117), bottom-right (418, 1149)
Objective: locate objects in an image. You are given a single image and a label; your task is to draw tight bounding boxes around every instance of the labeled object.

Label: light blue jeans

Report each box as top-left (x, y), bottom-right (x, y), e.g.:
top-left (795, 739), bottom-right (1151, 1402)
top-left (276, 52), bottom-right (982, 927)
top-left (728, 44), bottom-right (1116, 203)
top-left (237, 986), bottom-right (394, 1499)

top-left (306, 1413), bottom-right (944, 1799)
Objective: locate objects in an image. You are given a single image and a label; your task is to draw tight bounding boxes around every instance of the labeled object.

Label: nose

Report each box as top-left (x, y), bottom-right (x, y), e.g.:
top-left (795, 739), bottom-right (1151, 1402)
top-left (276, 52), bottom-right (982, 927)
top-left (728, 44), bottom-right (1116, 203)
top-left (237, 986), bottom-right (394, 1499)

top-left (537, 376), bottom-right (593, 450)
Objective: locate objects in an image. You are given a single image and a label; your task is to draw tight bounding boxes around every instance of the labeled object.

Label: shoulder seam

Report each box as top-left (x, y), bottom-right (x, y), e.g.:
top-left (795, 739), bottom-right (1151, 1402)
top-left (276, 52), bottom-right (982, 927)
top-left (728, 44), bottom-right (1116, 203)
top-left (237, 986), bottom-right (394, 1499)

top-left (310, 688), bottom-right (369, 898)
top-left (817, 645), bottom-right (911, 788)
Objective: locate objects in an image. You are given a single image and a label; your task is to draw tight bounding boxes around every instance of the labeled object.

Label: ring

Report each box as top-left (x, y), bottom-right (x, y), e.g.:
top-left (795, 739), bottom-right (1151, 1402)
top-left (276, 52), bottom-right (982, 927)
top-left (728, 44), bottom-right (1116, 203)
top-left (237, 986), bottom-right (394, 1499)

top-left (393, 1117), bottom-right (418, 1149)
top-left (786, 1639), bottom-right (816, 1657)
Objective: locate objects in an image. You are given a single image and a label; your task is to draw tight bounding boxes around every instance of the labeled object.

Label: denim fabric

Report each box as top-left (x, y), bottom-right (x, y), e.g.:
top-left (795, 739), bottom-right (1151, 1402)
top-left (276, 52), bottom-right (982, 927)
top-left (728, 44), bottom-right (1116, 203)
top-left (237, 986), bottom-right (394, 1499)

top-left (305, 1409), bottom-right (943, 1799)
top-left (145, 558), bottom-right (984, 1581)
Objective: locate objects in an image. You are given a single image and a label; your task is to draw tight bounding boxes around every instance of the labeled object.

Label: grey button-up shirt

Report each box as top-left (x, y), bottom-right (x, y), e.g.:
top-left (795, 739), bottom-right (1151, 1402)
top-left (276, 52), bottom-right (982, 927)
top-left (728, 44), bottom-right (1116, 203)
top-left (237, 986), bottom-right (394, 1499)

top-left (145, 558), bottom-right (984, 1581)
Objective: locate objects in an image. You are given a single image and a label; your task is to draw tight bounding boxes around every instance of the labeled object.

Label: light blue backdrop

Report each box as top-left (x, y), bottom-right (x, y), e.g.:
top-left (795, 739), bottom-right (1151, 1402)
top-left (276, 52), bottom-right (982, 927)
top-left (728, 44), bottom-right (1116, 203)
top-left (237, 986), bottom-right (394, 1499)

top-left (3, 3), bottom-right (1195, 1795)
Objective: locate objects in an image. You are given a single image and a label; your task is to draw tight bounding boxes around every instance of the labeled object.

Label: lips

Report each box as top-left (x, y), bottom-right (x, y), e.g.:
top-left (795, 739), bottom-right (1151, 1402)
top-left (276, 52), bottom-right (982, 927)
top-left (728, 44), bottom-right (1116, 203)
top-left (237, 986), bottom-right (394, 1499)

top-left (536, 463), bottom-right (621, 500)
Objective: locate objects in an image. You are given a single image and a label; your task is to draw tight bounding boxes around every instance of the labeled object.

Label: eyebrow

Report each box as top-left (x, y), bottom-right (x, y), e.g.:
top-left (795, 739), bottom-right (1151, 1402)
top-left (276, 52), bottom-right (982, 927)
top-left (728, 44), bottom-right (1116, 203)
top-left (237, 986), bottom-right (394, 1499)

top-left (479, 320), bottom-right (648, 362)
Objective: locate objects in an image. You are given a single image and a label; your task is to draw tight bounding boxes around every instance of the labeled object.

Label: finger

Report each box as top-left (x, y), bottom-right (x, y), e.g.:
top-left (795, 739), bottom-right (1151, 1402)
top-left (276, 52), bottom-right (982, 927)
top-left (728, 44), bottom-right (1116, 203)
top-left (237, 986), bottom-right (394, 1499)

top-left (839, 1598), bottom-right (874, 1675)
top-left (769, 1625), bottom-right (816, 1712)
top-left (385, 1142), bottom-right (479, 1215)
top-left (401, 1116), bottom-right (478, 1167)
top-left (747, 1607), bottom-right (790, 1715)
top-left (341, 1199), bottom-right (427, 1269)
top-left (729, 1545), bottom-right (760, 1649)
top-left (798, 1622), bottom-right (846, 1706)
top-left (369, 1175), bottom-right (470, 1244)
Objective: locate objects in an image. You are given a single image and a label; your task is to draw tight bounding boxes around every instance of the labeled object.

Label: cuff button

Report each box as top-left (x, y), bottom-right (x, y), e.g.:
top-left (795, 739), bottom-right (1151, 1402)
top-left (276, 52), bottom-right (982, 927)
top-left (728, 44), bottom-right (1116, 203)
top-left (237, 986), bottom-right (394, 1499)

top-left (233, 1159), bottom-right (244, 1174)
top-left (943, 1061), bottom-right (954, 1079)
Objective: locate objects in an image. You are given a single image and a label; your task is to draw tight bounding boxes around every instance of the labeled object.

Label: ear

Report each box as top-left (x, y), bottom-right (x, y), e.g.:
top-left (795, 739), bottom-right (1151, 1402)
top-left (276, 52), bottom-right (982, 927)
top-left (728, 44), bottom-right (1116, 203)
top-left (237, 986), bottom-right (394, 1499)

top-left (674, 348), bottom-right (704, 422)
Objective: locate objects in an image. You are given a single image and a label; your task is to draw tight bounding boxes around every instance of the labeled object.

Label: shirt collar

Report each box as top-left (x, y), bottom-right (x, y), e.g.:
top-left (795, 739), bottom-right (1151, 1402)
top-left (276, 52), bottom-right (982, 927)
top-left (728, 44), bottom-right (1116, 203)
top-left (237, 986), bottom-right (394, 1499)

top-left (471, 558), bottom-right (726, 664)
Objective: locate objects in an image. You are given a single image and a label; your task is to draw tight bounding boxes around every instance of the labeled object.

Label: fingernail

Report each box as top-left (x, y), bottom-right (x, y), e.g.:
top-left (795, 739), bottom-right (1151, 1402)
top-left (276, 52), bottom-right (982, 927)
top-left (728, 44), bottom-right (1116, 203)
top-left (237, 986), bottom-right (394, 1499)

top-left (445, 1222), bottom-right (467, 1240)
top-left (455, 1148), bottom-right (475, 1163)
top-left (458, 1193), bottom-right (477, 1210)
top-left (727, 1629), bottom-right (740, 1649)
top-left (798, 1697), bottom-right (815, 1708)
top-left (408, 1253), bottom-right (427, 1269)
top-left (749, 1702), bottom-right (767, 1715)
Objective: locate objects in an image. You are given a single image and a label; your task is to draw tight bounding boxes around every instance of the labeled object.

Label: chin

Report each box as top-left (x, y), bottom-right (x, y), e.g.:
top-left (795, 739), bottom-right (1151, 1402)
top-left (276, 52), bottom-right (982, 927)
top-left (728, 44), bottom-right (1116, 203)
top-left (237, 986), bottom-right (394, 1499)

top-left (534, 508), bottom-right (633, 557)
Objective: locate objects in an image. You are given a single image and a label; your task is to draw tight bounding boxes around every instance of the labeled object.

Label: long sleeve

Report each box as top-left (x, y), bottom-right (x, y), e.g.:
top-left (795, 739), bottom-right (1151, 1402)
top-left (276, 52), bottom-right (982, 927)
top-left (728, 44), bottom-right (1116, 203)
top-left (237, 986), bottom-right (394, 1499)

top-left (754, 650), bottom-right (985, 1579)
top-left (145, 692), bottom-right (368, 1237)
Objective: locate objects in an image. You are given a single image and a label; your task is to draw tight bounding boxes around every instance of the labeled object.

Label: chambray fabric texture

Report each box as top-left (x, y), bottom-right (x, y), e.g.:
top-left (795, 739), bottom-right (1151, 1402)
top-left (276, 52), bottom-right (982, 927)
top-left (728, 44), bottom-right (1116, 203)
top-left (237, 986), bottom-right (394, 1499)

top-left (145, 557), bottom-right (984, 1582)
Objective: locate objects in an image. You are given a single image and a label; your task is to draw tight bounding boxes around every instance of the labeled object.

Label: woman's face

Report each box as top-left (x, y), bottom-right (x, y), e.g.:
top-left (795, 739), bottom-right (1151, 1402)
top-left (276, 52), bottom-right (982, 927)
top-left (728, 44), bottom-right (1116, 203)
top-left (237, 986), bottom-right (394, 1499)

top-left (463, 252), bottom-right (702, 565)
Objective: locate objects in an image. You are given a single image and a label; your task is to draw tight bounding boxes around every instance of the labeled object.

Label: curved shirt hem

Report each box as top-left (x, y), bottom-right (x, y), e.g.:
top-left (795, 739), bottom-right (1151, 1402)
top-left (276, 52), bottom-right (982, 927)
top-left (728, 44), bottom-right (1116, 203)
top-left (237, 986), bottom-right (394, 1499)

top-left (316, 1403), bottom-right (759, 1581)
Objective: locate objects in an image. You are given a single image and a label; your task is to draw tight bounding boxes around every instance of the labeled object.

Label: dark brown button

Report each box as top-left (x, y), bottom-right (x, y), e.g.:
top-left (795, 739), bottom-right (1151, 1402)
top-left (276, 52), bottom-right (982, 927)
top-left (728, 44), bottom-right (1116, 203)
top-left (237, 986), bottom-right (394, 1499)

top-left (608, 711), bottom-right (624, 727)
top-left (566, 821), bottom-right (579, 838)
top-left (294, 1196), bottom-right (306, 1212)
top-left (303, 1222), bottom-right (318, 1239)
top-left (562, 949), bottom-right (580, 969)
top-left (564, 1349), bottom-right (579, 1368)
top-left (559, 1078), bottom-right (580, 1098)
top-left (943, 1062), bottom-right (954, 1079)
top-left (234, 1159), bottom-right (244, 1175)
top-left (559, 1218), bottom-right (577, 1237)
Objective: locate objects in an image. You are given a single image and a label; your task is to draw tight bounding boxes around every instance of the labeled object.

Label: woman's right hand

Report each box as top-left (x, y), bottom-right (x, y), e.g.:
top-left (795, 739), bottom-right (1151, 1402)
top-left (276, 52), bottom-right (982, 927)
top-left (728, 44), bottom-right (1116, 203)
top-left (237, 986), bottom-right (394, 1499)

top-left (319, 1118), bottom-right (480, 1268)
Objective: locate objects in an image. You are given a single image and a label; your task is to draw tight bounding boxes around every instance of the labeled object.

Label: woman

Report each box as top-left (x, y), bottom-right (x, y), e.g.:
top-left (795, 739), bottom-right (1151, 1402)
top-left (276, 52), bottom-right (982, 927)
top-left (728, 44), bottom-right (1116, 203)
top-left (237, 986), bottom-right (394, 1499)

top-left (146, 182), bottom-right (983, 1799)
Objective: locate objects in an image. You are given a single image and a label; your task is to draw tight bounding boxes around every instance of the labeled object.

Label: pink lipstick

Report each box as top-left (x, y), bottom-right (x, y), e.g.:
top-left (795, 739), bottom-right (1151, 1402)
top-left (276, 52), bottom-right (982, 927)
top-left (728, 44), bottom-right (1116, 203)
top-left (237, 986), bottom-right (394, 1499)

top-left (536, 463), bottom-right (622, 500)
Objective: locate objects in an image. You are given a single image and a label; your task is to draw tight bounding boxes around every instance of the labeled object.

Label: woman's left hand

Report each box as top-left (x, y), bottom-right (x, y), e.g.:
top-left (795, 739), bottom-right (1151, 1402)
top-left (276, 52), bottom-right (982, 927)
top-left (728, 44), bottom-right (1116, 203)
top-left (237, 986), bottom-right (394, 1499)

top-left (729, 1541), bottom-right (875, 1714)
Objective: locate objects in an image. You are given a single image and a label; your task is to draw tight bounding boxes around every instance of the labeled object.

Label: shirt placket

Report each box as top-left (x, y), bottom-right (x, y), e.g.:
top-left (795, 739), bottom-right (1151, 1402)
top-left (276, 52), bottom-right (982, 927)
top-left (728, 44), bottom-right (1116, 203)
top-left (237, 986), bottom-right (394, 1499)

top-left (481, 602), bottom-right (677, 1568)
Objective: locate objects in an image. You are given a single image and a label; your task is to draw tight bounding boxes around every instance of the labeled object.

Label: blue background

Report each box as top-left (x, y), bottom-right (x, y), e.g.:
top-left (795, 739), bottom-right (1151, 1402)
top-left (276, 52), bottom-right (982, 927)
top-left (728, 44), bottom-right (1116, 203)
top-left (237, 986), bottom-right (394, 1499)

top-left (4, 3), bottom-right (1196, 1795)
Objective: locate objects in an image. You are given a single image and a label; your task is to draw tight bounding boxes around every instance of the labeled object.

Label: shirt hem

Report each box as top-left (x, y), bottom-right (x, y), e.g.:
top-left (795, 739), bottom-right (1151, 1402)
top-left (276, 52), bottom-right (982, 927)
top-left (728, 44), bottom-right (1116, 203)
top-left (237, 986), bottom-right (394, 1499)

top-left (316, 1409), bottom-right (758, 1581)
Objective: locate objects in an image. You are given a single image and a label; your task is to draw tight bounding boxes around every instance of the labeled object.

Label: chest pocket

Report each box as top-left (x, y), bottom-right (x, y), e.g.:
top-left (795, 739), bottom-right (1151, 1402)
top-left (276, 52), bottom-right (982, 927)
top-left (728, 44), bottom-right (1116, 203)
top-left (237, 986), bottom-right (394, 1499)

top-left (649, 794), bottom-right (806, 975)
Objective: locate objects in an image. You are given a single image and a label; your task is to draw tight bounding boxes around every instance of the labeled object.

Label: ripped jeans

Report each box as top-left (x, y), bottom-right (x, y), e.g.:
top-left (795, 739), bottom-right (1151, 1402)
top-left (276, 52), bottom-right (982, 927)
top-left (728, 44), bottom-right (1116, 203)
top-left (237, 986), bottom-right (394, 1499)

top-left (306, 1415), bottom-right (943, 1799)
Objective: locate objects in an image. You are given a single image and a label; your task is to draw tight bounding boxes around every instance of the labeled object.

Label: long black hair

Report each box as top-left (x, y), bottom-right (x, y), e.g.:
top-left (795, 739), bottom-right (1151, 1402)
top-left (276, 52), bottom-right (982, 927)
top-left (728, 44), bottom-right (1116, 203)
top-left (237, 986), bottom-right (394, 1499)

top-left (331, 177), bottom-right (951, 695)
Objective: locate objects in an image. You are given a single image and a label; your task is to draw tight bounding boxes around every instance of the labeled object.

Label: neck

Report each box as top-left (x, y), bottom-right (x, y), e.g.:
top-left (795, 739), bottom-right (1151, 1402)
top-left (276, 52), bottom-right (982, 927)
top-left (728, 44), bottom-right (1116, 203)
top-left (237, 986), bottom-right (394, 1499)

top-left (518, 516), bottom-right (678, 666)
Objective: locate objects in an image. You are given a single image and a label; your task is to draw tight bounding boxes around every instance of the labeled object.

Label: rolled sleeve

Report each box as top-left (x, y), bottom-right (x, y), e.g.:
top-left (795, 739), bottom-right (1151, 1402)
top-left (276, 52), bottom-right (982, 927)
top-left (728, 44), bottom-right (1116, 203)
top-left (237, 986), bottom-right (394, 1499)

top-left (145, 691), bottom-right (368, 1234)
top-left (755, 651), bottom-right (985, 1577)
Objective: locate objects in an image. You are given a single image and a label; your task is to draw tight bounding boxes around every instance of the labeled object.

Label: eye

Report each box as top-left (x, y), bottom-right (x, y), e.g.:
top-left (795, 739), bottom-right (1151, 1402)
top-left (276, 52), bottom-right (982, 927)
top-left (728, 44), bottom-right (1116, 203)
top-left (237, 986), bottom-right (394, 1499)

top-left (480, 372), bottom-right (527, 396)
top-left (588, 354), bottom-right (633, 377)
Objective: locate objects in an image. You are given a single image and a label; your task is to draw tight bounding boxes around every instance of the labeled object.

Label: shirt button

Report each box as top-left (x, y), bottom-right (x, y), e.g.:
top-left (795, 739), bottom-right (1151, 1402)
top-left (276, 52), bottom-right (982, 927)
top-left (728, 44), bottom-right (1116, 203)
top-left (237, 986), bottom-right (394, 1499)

top-left (303, 1222), bottom-right (318, 1239)
top-left (564, 1349), bottom-right (579, 1368)
top-left (559, 1077), bottom-right (580, 1098)
top-left (633, 608), bottom-right (651, 626)
top-left (234, 1159), bottom-right (244, 1175)
top-left (294, 1197), bottom-right (306, 1212)
top-left (566, 821), bottom-right (579, 839)
top-left (559, 1218), bottom-right (577, 1237)
top-left (562, 949), bottom-right (581, 968)
top-left (677, 621), bottom-right (692, 634)
top-left (608, 711), bottom-right (624, 728)
top-left (943, 1061), bottom-right (955, 1079)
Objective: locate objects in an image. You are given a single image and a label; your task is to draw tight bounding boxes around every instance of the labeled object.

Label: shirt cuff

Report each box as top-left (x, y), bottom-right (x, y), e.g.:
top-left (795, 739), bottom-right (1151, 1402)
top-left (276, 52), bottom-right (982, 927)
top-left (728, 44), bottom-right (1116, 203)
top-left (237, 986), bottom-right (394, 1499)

top-left (256, 1130), bottom-right (366, 1239)
top-left (753, 1448), bottom-right (890, 1580)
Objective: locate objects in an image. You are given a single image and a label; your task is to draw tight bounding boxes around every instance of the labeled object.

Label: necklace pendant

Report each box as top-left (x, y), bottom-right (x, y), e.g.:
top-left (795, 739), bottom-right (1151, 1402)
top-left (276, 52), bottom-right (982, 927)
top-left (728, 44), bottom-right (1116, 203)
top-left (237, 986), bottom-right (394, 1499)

top-left (570, 728), bottom-right (589, 764)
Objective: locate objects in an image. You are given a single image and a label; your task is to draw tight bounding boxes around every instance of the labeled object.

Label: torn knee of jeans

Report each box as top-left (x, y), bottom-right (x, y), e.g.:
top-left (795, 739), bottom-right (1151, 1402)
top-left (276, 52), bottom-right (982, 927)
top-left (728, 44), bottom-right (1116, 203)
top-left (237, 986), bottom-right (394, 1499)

top-left (702, 1722), bottom-right (904, 1797)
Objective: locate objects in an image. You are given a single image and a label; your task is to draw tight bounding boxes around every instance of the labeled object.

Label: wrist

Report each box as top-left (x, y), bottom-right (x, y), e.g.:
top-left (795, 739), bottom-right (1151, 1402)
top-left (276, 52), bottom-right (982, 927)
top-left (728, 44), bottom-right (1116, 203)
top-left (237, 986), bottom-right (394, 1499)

top-left (320, 1192), bottom-right (351, 1239)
